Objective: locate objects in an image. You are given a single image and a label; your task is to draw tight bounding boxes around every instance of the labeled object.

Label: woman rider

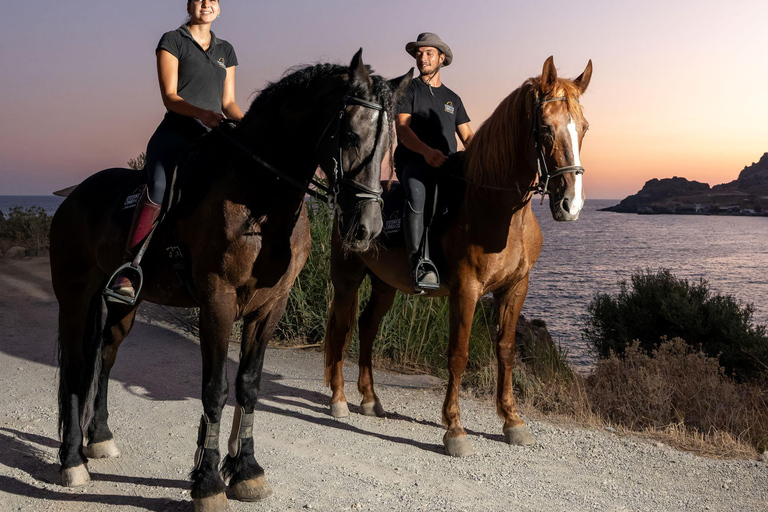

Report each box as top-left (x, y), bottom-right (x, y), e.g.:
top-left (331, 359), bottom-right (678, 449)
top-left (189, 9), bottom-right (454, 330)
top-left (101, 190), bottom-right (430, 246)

top-left (108, 0), bottom-right (243, 300)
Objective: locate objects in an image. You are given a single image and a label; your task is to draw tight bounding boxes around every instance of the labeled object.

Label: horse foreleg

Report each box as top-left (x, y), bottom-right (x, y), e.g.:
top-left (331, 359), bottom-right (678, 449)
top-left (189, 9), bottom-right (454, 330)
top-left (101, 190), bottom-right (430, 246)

top-left (84, 304), bottom-right (139, 459)
top-left (323, 263), bottom-right (365, 419)
top-left (191, 290), bottom-right (236, 511)
top-left (222, 298), bottom-right (287, 503)
top-left (496, 275), bottom-right (536, 446)
top-left (442, 286), bottom-right (481, 457)
top-left (357, 276), bottom-right (396, 417)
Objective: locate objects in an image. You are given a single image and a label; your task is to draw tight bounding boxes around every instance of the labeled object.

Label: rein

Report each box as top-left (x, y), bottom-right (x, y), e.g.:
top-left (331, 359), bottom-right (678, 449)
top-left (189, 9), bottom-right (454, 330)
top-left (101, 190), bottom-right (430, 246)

top-left (215, 94), bottom-right (385, 207)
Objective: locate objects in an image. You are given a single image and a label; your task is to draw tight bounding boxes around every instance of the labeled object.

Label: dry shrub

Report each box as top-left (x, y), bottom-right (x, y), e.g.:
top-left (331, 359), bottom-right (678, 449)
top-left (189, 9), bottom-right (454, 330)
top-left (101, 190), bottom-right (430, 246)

top-left (587, 338), bottom-right (768, 452)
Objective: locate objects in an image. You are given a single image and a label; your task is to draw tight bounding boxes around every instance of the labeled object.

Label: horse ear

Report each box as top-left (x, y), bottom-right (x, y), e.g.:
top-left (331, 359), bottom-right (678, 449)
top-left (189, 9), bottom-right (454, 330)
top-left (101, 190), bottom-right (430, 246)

top-left (574, 59), bottom-right (593, 94)
top-left (350, 47), bottom-right (372, 88)
top-left (389, 67), bottom-right (414, 99)
top-left (541, 56), bottom-right (557, 94)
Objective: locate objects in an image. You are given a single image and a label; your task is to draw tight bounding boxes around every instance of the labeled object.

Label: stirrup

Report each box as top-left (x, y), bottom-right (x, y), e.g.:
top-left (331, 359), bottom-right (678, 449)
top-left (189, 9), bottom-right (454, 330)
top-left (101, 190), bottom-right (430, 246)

top-left (103, 262), bottom-right (144, 306)
top-left (413, 258), bottom-right (440, 292)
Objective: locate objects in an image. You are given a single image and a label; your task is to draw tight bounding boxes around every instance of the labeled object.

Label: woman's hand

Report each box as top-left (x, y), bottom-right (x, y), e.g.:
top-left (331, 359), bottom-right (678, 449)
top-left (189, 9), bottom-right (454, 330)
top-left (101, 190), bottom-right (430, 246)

top-left (197, 109), bottom-right (224, 128)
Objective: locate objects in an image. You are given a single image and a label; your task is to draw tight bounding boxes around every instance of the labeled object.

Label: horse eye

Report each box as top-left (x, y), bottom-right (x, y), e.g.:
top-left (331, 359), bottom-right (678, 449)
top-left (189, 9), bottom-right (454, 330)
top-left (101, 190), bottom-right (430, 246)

top-left (539, 125), bottom-right (552, 136)
top-left (343, 131), bottom-right (360, 149)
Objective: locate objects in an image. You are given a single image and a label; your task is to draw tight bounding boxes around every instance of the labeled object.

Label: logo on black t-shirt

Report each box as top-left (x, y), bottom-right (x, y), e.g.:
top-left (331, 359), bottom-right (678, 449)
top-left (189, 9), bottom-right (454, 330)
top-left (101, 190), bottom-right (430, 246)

top-left (217, 58), bottom-right (227, 69)
top-left (444, 101), bottom-right (455, 115)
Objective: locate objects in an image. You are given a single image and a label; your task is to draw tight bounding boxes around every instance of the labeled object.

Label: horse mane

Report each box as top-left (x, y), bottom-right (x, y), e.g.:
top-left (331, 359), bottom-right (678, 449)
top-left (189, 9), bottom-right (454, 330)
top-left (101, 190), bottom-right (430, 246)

top-left (464, 76), bottom-right (585, 189)
top-left (240, 63), bottom-right (398, 126)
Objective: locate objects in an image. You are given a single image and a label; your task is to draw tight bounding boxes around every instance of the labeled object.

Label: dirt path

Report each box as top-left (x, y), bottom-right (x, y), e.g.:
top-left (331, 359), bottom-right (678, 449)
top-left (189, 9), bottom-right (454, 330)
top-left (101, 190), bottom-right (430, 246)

top-left (0, 257), bottom-right (766, 512)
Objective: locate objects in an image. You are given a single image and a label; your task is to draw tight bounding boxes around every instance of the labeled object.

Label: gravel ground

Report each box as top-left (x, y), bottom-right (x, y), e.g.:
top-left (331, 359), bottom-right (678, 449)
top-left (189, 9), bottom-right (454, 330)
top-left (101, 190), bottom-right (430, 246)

top-left (0, 257), bottom-right (766, 512)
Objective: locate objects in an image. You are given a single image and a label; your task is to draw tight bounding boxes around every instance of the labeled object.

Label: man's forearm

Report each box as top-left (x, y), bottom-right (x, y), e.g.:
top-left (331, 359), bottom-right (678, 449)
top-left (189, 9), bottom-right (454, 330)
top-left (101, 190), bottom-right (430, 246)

top-left (396, 124), bottom-right (434, 157)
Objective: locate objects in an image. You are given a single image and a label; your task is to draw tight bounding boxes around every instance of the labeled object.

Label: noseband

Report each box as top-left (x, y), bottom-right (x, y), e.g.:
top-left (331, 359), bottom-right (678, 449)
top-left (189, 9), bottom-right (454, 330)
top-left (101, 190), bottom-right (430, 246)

top-left (529, 96), bottom-right (586, 200)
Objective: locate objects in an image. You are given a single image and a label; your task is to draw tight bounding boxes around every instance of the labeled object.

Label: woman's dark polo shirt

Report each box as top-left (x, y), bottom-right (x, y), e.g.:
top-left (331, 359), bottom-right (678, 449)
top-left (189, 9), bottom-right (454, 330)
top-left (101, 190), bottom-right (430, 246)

top-left (157, 25), bottom-right (238, 113)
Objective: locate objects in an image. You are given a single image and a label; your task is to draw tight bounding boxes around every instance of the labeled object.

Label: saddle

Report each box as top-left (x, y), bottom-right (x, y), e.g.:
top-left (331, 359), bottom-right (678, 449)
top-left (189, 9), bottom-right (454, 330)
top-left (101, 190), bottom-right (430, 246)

top-left (378, 153), bottom-right (467, 281)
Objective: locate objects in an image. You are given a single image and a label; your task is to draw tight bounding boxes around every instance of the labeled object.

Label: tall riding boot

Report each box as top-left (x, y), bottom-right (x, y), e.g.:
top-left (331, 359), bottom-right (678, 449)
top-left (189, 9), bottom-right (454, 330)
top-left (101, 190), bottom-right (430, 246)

top-left (108, 189), bottom-right (161, 299)
top-left (404, 200), bottom-right (437, 291)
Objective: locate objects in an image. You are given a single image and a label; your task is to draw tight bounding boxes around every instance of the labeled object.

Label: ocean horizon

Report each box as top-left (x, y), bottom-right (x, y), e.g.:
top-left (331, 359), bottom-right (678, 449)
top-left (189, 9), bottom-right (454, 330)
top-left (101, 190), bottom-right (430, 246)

top-left (3, 195), bottom-right (766, 368)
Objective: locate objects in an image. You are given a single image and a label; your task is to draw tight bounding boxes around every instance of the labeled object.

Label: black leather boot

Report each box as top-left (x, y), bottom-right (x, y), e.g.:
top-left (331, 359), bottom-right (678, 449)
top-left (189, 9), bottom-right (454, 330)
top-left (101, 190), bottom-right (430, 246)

top-left (404, 200), bottom-right (438, 292)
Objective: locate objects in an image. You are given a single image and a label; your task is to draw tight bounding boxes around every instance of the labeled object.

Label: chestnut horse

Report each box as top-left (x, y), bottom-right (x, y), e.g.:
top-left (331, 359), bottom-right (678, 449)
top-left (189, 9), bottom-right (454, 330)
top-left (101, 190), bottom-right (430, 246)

top-left (324, 56), bottom-right (592, 456)
top-left (50, 50), bottom-right (411, 510)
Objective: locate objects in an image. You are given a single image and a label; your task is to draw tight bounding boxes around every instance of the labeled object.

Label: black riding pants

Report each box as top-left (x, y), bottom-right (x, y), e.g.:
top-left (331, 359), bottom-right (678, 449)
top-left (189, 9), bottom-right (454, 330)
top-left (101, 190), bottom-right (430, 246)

top-left (399, 161), bottom-right (436, 259)
top-left (145, 112), bottom-right (209, 204)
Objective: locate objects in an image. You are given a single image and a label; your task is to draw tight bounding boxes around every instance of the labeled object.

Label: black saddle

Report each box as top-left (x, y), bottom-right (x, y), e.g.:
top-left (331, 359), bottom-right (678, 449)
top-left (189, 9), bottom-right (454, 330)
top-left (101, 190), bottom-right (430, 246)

top-left (378, 153), bottom-right (467, 277)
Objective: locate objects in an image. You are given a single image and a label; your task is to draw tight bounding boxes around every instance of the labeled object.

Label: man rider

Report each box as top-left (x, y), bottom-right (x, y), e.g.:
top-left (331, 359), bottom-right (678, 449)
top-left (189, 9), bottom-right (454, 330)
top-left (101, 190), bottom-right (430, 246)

top-left (395, 32), bottom-right (474, 292)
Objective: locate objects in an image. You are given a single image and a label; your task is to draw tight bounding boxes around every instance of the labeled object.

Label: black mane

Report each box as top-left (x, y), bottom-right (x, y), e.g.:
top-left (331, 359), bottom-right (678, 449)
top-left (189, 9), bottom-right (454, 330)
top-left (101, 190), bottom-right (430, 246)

top-left (241, 63), bottom-right (398, 125)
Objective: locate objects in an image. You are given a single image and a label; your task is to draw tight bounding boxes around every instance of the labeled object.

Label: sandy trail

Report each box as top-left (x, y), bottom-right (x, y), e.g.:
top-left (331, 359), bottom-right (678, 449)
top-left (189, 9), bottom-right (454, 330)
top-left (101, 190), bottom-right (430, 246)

top-left (0, 257), bottom-right (765, 512)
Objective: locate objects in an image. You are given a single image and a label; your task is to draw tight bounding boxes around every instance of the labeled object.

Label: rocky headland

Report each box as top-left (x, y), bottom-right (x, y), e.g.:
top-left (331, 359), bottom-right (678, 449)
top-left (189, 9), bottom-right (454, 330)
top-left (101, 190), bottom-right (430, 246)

top-left (602, 153), bottom-right (768, 215)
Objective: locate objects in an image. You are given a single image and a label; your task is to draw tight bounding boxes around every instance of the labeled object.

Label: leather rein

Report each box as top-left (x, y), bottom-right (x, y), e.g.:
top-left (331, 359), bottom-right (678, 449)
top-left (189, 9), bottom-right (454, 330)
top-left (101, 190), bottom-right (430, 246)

top-left (216, 94), bottom-right (385, 208)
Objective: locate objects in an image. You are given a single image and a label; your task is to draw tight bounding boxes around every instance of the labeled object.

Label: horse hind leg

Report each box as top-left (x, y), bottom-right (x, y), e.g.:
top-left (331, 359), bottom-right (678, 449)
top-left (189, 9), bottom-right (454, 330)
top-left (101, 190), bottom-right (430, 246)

top-left (57, 280), bottom-right (106, 486)
top-left (83, 304), bottom-right (140, 459)
top-left (222, 299), bottom-right (289, 503)
top-left (357, 276), bottom-right (396, 417)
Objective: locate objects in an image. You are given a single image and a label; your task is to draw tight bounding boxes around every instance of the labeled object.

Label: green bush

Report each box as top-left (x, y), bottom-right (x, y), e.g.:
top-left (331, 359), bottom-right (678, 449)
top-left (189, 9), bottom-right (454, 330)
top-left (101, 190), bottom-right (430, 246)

top-left (583, 269), bottom-right (768, 380)
top-left (0, 206), bottom-right (52, 251)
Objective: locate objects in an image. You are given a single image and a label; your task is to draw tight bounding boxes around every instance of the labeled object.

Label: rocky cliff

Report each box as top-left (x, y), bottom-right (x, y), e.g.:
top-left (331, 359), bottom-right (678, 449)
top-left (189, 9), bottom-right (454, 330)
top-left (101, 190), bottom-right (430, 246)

top-left (602, 153), bottom-right (768, 215)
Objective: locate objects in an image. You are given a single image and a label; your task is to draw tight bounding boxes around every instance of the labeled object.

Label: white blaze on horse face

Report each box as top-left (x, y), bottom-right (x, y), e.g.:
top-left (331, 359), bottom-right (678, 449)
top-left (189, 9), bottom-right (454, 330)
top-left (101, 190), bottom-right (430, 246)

top-left (566, 118), bottom-right (584, 215)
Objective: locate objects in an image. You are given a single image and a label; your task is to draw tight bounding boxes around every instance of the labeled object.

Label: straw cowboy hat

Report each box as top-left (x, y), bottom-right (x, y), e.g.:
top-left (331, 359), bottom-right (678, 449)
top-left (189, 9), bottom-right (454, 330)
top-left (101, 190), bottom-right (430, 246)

top-left (405, 32), bottom-right (453, 66)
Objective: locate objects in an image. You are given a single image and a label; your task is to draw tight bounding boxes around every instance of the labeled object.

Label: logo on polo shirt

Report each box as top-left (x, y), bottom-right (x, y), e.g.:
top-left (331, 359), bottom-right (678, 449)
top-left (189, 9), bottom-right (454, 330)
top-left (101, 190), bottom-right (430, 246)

top-left (444, 101), bottom-right (455, 115)
top-left (217, 58), bottom-right (226, 69)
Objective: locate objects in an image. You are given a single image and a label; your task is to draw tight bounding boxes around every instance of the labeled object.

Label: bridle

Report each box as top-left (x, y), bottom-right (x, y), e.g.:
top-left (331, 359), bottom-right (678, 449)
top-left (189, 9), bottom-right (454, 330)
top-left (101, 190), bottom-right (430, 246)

top-left (216, 93), bottom-right (386, 210)
top-left (529, 95), bottom-right (586, 201)
top-left (316, 95), bottom-right (386, 213)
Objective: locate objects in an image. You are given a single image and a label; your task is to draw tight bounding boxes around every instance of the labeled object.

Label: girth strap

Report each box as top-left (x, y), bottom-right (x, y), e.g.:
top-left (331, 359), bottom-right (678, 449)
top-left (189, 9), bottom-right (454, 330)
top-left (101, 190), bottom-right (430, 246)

top-left (193, 414), bottom-right (220, 470)
top-left (228, 405), bottom-right (255, 458)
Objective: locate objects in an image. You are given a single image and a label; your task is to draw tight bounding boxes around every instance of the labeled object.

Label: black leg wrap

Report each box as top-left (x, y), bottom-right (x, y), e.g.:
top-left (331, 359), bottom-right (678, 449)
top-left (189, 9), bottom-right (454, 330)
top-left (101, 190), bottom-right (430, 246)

top-left (190, 414), bottom-right (225, 499)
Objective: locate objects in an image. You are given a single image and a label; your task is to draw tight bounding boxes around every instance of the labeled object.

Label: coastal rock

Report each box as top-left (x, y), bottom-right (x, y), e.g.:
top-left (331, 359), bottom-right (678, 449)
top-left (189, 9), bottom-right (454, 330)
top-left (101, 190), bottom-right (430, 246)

top-left (603, 153), bottom-right (768, 215)
top-left (5, 246), bottom-right (27, 259)
top-left (736, 153), bottom-right (768, 195)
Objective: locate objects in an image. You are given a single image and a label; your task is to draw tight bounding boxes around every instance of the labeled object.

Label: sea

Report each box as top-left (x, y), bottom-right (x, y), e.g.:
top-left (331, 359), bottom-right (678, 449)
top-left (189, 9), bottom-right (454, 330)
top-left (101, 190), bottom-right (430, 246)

top-left (2, 195), bottom-right (766, 367)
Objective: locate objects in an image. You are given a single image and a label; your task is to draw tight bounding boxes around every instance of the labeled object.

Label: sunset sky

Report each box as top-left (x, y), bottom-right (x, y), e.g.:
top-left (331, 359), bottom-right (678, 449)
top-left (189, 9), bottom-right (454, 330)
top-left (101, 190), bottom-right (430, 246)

top-left (1, 0), bottom-right (766, 198)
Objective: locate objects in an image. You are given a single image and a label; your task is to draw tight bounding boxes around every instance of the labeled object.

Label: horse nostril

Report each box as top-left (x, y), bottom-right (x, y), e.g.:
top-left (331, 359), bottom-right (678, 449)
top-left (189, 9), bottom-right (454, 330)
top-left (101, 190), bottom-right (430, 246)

top-left (561, 197), bottom-right (570, 212)
top-left (356, 224), bottom-right (370, 241)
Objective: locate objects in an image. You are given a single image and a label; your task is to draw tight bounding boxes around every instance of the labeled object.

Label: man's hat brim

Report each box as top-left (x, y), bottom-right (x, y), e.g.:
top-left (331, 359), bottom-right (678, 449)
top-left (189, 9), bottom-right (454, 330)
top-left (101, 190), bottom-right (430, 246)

top-left (406, 39), bottom-right (453, 66)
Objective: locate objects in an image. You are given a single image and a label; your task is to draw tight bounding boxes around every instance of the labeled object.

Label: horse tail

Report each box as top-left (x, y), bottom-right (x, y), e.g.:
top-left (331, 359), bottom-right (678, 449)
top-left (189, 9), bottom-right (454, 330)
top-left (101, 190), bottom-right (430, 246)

top-left (323, 290), bottom-right (359, 387)
top-left (57, 284), bottom-right (105, 439)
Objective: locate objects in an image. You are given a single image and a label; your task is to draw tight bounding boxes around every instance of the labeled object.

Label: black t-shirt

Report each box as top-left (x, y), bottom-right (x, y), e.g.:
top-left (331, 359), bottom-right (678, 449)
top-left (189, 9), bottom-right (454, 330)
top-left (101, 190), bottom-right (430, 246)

top-left (157, 25), bottom-right (238, 114)
top-left (394, 78), bottom-right (470, 168)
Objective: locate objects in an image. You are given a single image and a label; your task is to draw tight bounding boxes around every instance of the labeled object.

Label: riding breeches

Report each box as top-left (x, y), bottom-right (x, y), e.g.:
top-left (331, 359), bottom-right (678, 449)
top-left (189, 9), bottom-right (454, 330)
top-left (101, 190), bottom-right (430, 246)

top-left (399, 161), bottom-right (436, 259)
top-left (144, 112), bottom-right (209, 204)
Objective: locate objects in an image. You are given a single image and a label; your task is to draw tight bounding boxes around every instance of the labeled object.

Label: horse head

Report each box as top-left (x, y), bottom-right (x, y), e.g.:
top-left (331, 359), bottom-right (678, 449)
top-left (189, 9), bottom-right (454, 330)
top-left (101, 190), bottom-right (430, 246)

top-left (533, 56), bottom-right (592, 221)
top-left (316, 49), bottom-right (412, 252)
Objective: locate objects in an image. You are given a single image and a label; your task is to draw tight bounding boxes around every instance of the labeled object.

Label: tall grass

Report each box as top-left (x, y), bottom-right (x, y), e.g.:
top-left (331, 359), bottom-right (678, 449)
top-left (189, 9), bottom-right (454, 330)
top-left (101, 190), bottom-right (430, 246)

top-left (276, 200), bottom-right (558, 386)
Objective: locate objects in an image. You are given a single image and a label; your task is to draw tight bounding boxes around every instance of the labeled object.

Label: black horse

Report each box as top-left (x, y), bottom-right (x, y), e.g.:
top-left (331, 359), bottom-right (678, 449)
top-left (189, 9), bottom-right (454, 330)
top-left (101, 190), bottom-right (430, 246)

top-left (50, 50), bottom-right (411, 511)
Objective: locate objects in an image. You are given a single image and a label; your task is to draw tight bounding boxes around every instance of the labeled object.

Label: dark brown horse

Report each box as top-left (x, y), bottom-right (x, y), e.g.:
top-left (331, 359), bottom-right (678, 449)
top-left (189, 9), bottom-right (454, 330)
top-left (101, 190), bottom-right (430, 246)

top-left (50, 50), bottom-right (411, 510)
top-left (324, 56), bottom-right (592, 456)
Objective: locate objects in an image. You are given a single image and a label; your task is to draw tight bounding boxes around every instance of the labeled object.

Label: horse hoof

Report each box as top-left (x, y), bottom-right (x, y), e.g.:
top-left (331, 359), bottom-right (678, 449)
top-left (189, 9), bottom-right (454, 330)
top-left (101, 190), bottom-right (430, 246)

top-left (84, 439), bottom-right (121, 459)
top-left (228, 475), bottom-right (274, 502)
top-left (61, 464), bottom-right (90, 487)
top-left (193, 493), bottom-right (230, 512)
top-left (443, 434), bottom-right (475, 457)
top-left (504, 425), bottom-right (536, 446)
top-left (330, 401), bottom-right (350, 418)
top-left (360, 400), bottom-right (385, 417)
